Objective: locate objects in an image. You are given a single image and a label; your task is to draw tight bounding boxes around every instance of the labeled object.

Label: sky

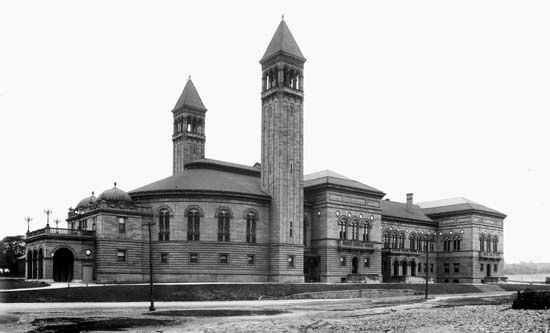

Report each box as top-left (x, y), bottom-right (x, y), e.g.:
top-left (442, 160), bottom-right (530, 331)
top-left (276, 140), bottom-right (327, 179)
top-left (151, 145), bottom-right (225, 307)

top-left (0, 1), bottom-right (548, 263)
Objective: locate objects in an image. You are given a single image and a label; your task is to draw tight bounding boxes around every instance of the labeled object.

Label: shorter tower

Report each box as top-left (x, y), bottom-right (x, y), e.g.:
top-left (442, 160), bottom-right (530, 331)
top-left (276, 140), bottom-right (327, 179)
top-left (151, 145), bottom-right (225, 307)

top-left (172, 78), bottom-right (207, 175)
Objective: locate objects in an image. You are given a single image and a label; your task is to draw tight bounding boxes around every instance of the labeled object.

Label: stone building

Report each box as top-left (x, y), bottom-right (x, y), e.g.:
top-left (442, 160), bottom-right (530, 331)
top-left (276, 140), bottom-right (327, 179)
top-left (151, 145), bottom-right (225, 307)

top-left (24, 19), bottom-right (506, 284)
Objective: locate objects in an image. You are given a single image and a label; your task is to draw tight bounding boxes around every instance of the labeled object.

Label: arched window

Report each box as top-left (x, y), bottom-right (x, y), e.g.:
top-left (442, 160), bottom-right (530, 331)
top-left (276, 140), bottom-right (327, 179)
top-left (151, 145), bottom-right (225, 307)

top-left (246, 211), bottom-right (256, 243)
top-left (351, 220), bottom-right (358, 240)
top-left (486, 237), bottom-right (491, 253)
top-left (362, 222), bottom-right (370, 242)
top-left (338, 217), bottom-right (347, 240)
top-left (480, 236), bottom-right (485, 252)
top-left (218, 209), bottom-right (230, 241)
top-left (410, 235), bottom-right (416, 251)
top-left (417, 237), bottom-right (422, 252)
top-left (390, 233), bottom-right (397, 248)
top-left (493, 237), bottom-right (498, 253)
top-left (158, 209), bottom-right (170, 241)
top-left (383, 232), bottom-right (390, 248)
top-left (187, 208), bottom-right (200, 241)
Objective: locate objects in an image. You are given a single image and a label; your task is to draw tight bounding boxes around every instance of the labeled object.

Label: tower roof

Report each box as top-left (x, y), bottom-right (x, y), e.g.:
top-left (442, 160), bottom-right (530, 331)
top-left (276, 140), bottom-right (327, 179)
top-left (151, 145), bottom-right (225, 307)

top-left (173, 78), bottom-right (207, 111)
top-left (261, 19), bottom-right (305, 63)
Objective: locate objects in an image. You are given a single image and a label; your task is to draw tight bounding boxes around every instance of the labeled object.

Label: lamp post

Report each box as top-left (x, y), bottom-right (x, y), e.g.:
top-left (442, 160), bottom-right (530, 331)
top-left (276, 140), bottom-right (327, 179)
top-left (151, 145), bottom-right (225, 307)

top-left (143, 218), bottom-right (156, 311)
top-left (25, 216), bottom-right (33, 233)
top-left (54, 218), bottom-right (60, 232)
top-left (44, 209), bottom-right (52, 227)
top-left (425, 237), bottom-right (430, 299)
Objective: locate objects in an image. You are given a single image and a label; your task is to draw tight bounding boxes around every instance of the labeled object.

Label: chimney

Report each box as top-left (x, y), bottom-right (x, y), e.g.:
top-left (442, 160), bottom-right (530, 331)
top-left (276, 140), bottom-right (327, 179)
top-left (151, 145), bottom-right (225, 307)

top-left (406, 193), bottom-right (413, 211)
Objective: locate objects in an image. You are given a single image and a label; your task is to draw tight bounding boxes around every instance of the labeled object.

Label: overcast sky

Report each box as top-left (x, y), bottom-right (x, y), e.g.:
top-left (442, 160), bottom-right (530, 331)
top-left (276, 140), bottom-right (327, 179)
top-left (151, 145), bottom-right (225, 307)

top-left (1, 1), bottom-right (548, 263)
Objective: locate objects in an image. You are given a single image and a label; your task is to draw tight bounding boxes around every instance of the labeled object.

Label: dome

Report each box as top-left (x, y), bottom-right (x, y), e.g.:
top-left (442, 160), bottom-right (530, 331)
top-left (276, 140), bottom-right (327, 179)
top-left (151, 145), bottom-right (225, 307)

top-left (76, 192), bottom-right (97, 210)
top-left (97, 183), bottom-right (133, 203)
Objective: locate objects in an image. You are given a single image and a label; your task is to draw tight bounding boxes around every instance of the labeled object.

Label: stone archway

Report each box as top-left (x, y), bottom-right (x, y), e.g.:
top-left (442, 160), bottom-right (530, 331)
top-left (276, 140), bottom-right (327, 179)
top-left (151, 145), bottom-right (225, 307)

top-left (53, 248), bottom-right (74, 282)
top-left (38, 249), bottom-right (44, 279)
top-left (27, 250), bottom-right (32, 279)
top-left (351, 257), bottom-right (359, 274)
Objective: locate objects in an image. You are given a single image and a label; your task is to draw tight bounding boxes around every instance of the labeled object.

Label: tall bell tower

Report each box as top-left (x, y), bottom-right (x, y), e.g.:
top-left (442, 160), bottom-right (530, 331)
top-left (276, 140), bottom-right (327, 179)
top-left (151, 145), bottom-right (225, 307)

top-left (172, 77), bottom-right (207, 175)
top-left (260, 19), bottom-right (306, 282)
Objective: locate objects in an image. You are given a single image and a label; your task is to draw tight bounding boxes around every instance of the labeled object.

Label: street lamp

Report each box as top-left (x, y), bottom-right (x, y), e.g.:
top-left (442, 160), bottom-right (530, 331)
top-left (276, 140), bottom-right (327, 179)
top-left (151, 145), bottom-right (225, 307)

top-left (54, 218), bottom-right (60, 232)
top-left (44, 209), bottom-right (52, 227)
top-left (24, 216), bottom-right (33, 233)
top-left (143, 217), bottom-right (156, 311)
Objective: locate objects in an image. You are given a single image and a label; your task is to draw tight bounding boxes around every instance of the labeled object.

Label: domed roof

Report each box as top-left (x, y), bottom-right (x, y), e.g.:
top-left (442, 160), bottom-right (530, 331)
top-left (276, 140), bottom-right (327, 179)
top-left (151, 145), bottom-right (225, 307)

top-left (76, 192), bottom-right (97, 210)
top-left (97, 183), bottom-right (133, 203)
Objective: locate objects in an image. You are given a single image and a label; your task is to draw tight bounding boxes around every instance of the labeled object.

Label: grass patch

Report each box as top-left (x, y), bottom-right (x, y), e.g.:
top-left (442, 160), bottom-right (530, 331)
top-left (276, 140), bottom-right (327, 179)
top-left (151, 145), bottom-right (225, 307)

top-left (0, 279), bottom-right (49, 290)
top-left (499, 284), bottom-right (550, 292)
top-left (435, 295), bottom-right (513, 308)
top-left (1, 283), bottom-right (484, 303)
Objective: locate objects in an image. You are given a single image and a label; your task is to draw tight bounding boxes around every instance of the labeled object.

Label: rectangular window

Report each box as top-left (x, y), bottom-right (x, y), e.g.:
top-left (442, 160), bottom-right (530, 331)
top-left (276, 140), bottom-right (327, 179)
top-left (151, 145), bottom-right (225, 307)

top-left (117, 249), bottom-right (127, 262)
top-left (189, 253), bottom-right (199, 264)
top-left (454, 263), bottom-right (459, 273)
top-left (363, 257), bottom-right (369, 268)
top-left (247, 254), bottom-right (255, 265)
top-left (418, 263), bottom-right (422, 273)
top-left (219, 253), bottom-right (229, 264)
top-left (444, 263), bottom-right (450, 273)
top-left (160, 253), bottom-right (168, 264)
top-left (289, 221), bottom-right (293, 238)
top-left (480, 263), bottom-right (484, 271)
top-left (493, 264), bottom-right (498, 272)
top-left (340, 256), bottom-right (346, 266)
top-left (288, 255), bottom-right (295, 268)
top-left (118, 217), bottom-right (126, 236)
top-left (81, 219), bottom-right (87, 230)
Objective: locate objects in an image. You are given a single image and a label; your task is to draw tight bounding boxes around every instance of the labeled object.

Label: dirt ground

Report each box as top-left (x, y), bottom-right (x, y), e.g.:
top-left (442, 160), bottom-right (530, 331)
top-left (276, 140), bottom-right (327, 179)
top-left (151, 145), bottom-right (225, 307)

top-left (1, 293), bottom-right (549, 332)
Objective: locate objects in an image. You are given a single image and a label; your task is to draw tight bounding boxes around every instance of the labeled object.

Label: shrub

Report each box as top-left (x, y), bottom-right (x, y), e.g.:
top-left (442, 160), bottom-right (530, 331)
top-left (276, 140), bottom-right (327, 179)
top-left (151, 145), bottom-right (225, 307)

top-left (512, 289), bottom-right (550, 310)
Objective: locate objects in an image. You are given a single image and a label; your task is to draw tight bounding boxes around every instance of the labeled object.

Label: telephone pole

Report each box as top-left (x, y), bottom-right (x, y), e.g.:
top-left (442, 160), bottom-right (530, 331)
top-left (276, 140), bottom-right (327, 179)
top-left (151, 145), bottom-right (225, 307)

top-left (143, 218), bottom-right (156, 311)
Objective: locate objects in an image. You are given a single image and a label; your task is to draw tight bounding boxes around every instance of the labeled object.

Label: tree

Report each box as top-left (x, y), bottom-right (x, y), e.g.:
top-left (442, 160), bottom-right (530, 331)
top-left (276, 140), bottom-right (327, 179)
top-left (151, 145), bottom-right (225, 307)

top-left (0, 235), bottom-right (25, 276)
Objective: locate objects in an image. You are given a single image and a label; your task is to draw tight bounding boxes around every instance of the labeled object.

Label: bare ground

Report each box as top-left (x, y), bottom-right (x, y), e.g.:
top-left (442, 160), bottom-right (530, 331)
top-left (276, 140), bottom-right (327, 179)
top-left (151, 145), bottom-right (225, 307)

top-left (2, 293), bottom-right (549, 332)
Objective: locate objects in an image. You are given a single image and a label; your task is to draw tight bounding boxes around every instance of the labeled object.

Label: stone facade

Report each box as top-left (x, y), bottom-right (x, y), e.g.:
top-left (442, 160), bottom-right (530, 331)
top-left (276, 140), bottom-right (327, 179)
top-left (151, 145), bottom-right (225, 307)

top-left (24, 19), bottom-right (506, 285)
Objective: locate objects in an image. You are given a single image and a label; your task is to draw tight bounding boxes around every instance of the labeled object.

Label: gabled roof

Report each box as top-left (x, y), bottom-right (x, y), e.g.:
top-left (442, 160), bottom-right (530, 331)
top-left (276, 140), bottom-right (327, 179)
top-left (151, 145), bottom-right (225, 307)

top-left (173, 78), bottom-right (206, 111)
top-left (418, 197), bottom-right (506, 218)
top-left (261, 20), bottom-right (305, 63)
top-left (304, 170), bottom-right (384, 197)
top-left (381, 200), bottom-right (434, 223)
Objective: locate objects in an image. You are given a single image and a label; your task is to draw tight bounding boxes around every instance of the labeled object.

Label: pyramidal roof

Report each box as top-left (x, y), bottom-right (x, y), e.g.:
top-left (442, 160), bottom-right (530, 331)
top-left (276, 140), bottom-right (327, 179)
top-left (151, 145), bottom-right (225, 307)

top-left (261, 19), bottom-right (305, 62)
top-left (173, 78), bottom-right (206, 111)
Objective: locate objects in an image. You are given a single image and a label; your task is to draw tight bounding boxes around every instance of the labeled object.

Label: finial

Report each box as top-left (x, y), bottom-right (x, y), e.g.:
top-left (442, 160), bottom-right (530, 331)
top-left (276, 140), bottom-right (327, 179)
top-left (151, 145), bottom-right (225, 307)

top-left (188, 75), bottom-right (191, 80)
top-left (114, 182), bottom-right (117, 188)
top-left (92, 191), bottom-right (95, 196)
top-left (282, 14), bottom-right (284, 20)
